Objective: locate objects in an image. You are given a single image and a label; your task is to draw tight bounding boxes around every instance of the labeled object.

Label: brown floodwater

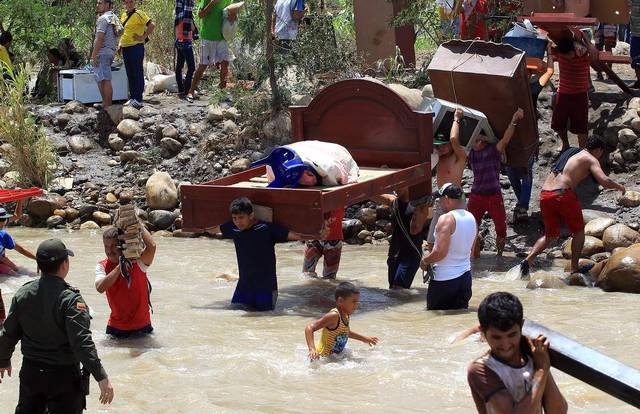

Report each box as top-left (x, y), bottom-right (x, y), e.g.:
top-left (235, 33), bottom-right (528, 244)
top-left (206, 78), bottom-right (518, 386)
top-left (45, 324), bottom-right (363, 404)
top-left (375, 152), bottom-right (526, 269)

top-left (0, 228), bottom-right (638, 413)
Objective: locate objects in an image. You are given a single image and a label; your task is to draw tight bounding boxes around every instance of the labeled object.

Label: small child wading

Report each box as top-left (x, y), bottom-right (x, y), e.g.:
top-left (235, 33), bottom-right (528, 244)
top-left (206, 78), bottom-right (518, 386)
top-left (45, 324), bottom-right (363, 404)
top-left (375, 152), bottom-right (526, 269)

top-left (305, 282), bottom-right (379, 360)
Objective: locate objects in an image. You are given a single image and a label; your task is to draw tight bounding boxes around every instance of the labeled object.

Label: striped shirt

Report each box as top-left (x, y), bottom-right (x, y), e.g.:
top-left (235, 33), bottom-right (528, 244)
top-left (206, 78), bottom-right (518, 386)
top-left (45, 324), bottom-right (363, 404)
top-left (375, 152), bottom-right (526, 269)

top-left (469, 143), bottom-right (501, 195)
top-left (557, 54), bottom-right (590, 94)
top-left (316, 308), bottom-right (350, 356)
top-left (631, 0), bottom-right (640, 37)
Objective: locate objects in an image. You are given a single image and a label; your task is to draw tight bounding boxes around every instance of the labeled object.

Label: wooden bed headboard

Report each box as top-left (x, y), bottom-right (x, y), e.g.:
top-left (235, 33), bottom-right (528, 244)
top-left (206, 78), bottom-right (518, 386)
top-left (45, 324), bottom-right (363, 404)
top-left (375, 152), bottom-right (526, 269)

top-left (289, 78), bottom-right (434, 169)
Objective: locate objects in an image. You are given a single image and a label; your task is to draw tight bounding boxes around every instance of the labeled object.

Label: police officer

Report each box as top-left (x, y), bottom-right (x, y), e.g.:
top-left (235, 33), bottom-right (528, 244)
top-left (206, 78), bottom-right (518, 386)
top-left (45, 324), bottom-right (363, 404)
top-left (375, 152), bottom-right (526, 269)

top-left (0, 238), bottom-right (114, 413)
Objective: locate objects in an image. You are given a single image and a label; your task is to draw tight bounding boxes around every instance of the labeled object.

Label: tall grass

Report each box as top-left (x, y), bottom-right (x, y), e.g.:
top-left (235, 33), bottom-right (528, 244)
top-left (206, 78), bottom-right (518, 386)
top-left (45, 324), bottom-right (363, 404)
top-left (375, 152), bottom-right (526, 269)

top-left (0, 64), bottom-right (58, 188)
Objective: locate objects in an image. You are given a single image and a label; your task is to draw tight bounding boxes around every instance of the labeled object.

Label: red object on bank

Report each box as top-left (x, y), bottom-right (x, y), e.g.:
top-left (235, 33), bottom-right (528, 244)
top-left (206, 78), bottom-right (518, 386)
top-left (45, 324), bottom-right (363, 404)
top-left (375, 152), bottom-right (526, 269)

top-left (0, 188), bottom-right (44, 204)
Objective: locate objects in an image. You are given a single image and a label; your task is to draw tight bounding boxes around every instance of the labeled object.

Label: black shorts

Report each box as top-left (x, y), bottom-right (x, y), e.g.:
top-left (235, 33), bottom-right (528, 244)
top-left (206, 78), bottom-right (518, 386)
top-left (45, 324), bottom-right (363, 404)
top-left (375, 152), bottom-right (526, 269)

top-left (426, 271), bottom-right (472, 310)
top-left (16, 358), bottom-right (85, 414)
top-left (106, 324), bottom-right (153, 339)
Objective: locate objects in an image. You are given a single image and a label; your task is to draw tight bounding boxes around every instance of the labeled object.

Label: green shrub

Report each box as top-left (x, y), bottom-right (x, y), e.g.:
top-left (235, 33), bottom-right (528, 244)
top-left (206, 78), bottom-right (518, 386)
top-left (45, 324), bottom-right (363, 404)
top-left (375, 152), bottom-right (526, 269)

top-left (0, 65), bottom-right (58, 188)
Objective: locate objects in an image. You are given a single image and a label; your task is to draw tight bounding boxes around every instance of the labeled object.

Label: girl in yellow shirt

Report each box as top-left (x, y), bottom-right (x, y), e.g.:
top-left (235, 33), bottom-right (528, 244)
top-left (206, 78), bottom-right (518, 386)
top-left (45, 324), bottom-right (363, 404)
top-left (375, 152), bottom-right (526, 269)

top-left (0, 31), bottom-right (14, 74)
top-left (305, 282), bottom-right (379, 359)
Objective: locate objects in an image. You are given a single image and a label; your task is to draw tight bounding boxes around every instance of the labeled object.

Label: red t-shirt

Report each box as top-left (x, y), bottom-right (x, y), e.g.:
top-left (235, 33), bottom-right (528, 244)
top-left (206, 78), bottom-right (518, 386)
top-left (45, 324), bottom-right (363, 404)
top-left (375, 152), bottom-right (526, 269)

top-left (556, 54), bottom-right (591, 94)
top-left (460, 0), bottom-right (488, 40)
top-left (97, 258), bottom-right (151, 331)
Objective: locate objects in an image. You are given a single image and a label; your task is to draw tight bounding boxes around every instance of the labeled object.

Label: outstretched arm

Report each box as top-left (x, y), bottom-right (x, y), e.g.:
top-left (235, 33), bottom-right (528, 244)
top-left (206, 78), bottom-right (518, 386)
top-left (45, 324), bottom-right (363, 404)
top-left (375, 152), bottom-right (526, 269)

top-left (496, 108), bottom-right (524, 154)
top-left (13, 243), bottom-right (36, 261)
top-left (348, 330), bottom-right (379, 346)
top-left (539, 44), bottom-right (555, 87)
top-left (589, 158), bottom-right (625, 193)
top-left (7, 200), bottom-right (23, 225)
top-left (450, 108), bottom-right (467, 161)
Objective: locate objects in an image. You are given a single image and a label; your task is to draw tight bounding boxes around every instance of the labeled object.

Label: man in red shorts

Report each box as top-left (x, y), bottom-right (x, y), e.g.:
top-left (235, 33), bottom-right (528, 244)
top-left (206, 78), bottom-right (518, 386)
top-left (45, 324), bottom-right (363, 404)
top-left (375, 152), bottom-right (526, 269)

top-left (468, 108), bottom-right (524, 257)
top-left (551, 29), bottom-right (598, 151)
top-left (520, 138), bottom-right (625, 277)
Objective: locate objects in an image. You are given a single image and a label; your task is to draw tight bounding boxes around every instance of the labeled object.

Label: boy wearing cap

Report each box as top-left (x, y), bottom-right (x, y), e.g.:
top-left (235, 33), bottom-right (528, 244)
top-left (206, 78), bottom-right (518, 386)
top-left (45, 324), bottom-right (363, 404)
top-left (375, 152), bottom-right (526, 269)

top-left (468, 108), bottom-right (524, 257)
top-left (420, 183), bottom-right (476, 310)
top-left (208, 197), bottom-right (329, 311)
top-left (0, 239), bottom-right (114, 411)
top-left (427, 107), bottom-right (467, 250)
top-left (0, 201), bottom-right (37, 275)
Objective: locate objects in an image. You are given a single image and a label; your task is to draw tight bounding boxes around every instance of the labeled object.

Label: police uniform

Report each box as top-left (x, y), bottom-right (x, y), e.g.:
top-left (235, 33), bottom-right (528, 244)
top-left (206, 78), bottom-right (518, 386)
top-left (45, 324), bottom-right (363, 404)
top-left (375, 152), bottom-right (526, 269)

top-left (0, 239), bottom-right (108, 414)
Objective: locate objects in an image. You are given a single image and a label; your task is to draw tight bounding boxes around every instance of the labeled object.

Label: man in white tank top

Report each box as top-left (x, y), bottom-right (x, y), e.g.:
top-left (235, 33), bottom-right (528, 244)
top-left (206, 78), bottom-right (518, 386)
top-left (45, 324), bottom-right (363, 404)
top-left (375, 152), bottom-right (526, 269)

top-left (419, 183), bottom-right (476, 310)
top-left (467, 292), bottom-right (567, 414)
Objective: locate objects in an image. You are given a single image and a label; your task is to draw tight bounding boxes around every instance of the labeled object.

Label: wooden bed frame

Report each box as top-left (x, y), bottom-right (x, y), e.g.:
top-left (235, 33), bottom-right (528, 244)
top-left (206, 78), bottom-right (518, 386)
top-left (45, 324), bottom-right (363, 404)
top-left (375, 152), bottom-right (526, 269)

top-left (181, 78), bottom-right (434, 237)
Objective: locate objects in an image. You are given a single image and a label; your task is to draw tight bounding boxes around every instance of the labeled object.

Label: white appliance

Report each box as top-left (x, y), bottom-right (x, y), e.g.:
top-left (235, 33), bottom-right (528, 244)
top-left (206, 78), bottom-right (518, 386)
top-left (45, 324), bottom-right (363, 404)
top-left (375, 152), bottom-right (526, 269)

top-left (58, 66), bottom-right (129, 104)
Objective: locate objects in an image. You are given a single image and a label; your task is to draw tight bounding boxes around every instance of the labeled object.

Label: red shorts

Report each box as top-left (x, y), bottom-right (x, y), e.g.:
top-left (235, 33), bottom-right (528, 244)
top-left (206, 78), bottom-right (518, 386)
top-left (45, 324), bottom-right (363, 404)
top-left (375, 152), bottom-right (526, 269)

top-left (540, 189), bottom-right (584, 238)
top-left (467, 192), bottom-right (507, 238)
top-left (551, 92), bottom-right (589, 135)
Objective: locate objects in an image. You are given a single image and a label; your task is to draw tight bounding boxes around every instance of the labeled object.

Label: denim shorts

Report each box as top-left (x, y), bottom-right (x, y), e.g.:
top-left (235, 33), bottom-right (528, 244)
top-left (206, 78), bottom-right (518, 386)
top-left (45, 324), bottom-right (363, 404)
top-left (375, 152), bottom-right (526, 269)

top-left (94, 53), bottom-right (115, 82)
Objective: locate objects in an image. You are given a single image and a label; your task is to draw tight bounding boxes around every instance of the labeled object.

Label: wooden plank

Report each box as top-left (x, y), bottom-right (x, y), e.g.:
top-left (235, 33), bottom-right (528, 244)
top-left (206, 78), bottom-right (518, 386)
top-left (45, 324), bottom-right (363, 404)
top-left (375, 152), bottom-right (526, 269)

top-left (522, 320), bottom-right (640, 408)
top-left (599, 51), bottom-right (631, 65)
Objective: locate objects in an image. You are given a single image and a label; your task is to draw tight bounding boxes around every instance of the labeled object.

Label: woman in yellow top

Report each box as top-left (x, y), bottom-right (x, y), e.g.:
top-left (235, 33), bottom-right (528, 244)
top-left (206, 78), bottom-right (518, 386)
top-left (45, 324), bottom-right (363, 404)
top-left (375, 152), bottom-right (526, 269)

top-left (120, 0), bottom-right (155, 109)
top-left (0, 31), bottom-right (14, 77)
top-left (305, 282), bottom-right (379, 360)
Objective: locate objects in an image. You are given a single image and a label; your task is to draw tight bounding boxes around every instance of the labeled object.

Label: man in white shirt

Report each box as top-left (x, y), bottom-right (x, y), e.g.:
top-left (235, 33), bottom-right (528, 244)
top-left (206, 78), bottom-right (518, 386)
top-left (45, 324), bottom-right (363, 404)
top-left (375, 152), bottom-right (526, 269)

top-left (273, 0), bottom-right (305, 47)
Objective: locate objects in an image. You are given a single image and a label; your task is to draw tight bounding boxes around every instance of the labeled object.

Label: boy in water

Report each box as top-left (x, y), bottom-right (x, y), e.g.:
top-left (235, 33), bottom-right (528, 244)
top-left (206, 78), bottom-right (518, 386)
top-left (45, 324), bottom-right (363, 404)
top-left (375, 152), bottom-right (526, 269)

top-left (209, 197), bottom-right (327, 311)
top-left (467, 292), bottom-right (567, 414)
top-left (305, 282), bottom-right (379, 359)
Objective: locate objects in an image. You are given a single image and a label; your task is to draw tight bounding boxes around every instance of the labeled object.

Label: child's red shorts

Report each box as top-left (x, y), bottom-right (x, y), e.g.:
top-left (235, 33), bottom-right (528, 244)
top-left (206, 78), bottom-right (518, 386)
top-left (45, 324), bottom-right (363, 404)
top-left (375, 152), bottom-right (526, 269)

top-left (540, 188), bottom-right (584, 238)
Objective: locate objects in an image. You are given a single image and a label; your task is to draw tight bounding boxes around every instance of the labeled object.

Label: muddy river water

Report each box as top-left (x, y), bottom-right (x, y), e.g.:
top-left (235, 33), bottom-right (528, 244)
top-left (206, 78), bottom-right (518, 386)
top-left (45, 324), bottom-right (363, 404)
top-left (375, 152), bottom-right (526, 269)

top-left (0, 228), bottom-right (638, 413)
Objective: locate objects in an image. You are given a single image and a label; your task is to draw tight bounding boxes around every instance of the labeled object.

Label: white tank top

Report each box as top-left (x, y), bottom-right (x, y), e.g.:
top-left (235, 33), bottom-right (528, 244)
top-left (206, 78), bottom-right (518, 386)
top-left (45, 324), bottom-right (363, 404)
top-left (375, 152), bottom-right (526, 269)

top-left (481, 354), bottom-right (536, 406)
top-left (433, 209), bottom-right (476, 281)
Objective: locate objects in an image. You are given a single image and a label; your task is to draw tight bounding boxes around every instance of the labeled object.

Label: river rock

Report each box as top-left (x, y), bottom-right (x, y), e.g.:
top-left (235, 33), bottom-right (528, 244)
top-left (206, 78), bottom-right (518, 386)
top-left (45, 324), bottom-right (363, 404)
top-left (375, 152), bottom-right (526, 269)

top-left (28, 195), bottom-right (67, 219)
top-left (356, 208), bottom-right (378, 227)
top-left (602, 223), bottom-right (640, 251)
top-left (526, 273), bottom-right (567, 289)
top-left (357, 230), bottom-right (371, 240)
top-left (262, 110), bottom-right (291, 144)
top-left (46, 215), bottom-right (65, 228)
top-left (160, 138), bottom-right (183, 156)
top-left (582, 209), bottom-right (614, 224)
top-left (562, 236), bottom-right (604, 258)
top-left (57, 113), bottom-right (72, 128)
top-left (631, 117), bottom-right (640, 134)
top-left (80, 220), bottom-right (100, 230)
top-left (188, 123), bottom-right (203, 137)
top-left (105, 192), bottom-right (117, 203)
top-left (373, 230), bottom-right (386, 239)
top-left (230, 158), bottom-right (251, 173)
top-left (120, 150), bottom-right (142, 163)
top-left (53, 209), bottom-right (66, 219)
top-left (584, 217), bottom-right (616, 238)
top-left (67, 135), bottom-right (94, 154)
top-left (119, 190), bottom-right (133, 204)
top-left (617, 128), bottom-right (637, 146)
top-left (162, 125), bottom-right (179, 139)
top-left (108, 134), bottom-right (125, 151)
top-left (65, 207), bottom-right (79, 222)
top-left (78, 204), bottom-right (98, 219)
top-left (222, 120), bottom-right (239, 134)
top-left (122, 105), bottom-right (140, 120)
top-left (596, 245), bottom-right (640, 293)
top-left (92, 211), bottom-right (111, 225)
top-left (222, 107), bottom-right (239, 120)
top-left (621, 149), bottom-right (639, 163)
top-left (145, 171), bottom-right (178, 210)
top-left (342, 219), bottom-right (364, 239)
top-left (628, 96), bottom-right (640, 110)
top-left (564, 258), bottom-right (595, 273)
top-left (149, 210), bottom-right (176, 230)
top-left (618, 190), bottom-right (640, 208)
top-left (567, 272), bottom-right (594, 287)
top-left (207, 105), bottom-right (224, 122)
top-left (291, 94), bottom-right (312, 106)
top-left (64, 100), bottom-right (86, 114)
top-left (117, 119), bottom-right (142, 139)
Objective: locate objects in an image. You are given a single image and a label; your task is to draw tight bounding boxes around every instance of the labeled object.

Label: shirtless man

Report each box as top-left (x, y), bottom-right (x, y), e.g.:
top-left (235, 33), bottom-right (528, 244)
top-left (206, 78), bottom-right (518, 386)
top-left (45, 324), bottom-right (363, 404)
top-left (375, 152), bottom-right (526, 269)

top-left (426, 107), bottom-right (467, 250)
top-left (520, 137), bottom-right (625, 276)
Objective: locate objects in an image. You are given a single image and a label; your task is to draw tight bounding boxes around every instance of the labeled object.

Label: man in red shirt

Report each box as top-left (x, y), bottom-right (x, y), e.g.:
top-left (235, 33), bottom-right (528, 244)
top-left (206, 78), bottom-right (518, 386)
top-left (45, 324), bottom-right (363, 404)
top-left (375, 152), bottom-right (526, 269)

top-left (551, 29), bottom-right (598, 151)
top-left (95, 225), bottom-right (157, 338)
top-left (302, 209), bottom-right (344, 279)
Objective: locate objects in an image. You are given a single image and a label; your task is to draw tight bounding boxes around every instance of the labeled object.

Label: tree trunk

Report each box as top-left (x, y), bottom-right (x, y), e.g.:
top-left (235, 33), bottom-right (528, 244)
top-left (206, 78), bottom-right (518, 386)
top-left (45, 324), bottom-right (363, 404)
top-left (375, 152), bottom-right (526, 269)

top-left (264, 0), bottom-right (281, 110)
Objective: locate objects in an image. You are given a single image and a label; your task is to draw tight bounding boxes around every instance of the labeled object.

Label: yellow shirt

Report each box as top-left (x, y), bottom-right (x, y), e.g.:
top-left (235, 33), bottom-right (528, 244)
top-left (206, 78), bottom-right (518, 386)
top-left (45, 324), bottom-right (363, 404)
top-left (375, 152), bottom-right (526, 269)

top-left (119, 9), bottom-right (151, 48)
top-left (316, 308), bottom-right (350, 357)
top-left (0, 45), bottom-right (12, 71)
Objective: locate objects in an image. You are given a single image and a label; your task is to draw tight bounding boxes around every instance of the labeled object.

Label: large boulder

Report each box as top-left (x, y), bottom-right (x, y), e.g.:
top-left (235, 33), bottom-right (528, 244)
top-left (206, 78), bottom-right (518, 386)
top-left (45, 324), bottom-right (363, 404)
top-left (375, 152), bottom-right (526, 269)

top-left (145, 171), bottom-right (178, 210)
top-left (262, 111), bottom-right (291, 144)
top-left (80, 220), bottom-right (100, 230)
top-left (617, 128), bottom-right (638, 146)
top-left (207, 105), bottom-right (224, 122)
top-left (230, 158), bottom-right (251, 173)
top-left (596, 244), bottom-right (640, 293)
top-left (526, 272), bottom-right (567, 289)
top-left (356, 207), bottom-right (377, 227)
top-left (562, 236), bottom-right (604, 258)
top-left (108, 134), bottom-right (125, 151)
top-left (122, 106), bottom-right (140, 120)
top-left (388, 83), bottom-right (423, 110)
top-left (64, 100), bottom-right (86, 114)
top-left (342, 219), bottom-right (364, 239)
top-left (117, 119), bottom-right (142, 139)
top-left (582, 209), bottom-right (614, 224)
top-left (148, 209), bottom-right (176, 230)
top-left (28, 194), bottom-right (67, 219)
top-left (618, 190), bottom-right (640, 208)
top-left (160, 138), bottom-right (183, 157)
top-left (602, 223), bottom-right (640, 251)
top-left (584, 217), bottom-right (616, 238)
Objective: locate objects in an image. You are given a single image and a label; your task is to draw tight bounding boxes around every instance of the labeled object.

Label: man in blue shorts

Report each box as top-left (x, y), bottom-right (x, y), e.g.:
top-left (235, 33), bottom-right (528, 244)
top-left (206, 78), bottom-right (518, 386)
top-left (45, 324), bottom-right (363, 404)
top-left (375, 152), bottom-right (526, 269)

top-left (92, 0), bottom-right (118, 109)
top-left (209, 197), bottom-right (327, 311)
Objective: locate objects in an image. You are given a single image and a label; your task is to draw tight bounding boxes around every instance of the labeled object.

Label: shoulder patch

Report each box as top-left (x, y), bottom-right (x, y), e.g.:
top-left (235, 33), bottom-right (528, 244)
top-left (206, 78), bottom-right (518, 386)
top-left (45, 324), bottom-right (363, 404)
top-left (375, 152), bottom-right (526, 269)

top-left (76, 301), bottom-right (88, 310)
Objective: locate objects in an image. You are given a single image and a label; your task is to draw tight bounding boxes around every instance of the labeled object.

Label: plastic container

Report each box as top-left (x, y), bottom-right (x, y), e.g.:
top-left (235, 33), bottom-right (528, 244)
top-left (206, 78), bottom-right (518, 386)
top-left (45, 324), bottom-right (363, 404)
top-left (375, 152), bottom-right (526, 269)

top-left (502, 36), bottom-right (549, 59)
top-left (505, 21), bottom-right (537, 38)
top-left (251, 147), bottom-right (306, 188)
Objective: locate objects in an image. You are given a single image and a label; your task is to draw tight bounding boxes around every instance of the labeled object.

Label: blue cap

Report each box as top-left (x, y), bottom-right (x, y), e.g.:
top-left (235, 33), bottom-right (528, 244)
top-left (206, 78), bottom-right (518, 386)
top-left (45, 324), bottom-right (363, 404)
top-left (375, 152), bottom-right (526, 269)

top-left (251, 147), bottom-right (306, 188)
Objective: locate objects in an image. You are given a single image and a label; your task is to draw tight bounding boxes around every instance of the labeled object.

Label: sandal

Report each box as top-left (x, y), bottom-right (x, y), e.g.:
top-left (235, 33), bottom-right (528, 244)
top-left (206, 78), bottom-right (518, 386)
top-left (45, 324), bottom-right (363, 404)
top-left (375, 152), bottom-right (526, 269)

top-left (185, 94), bottom-right (194, 103)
